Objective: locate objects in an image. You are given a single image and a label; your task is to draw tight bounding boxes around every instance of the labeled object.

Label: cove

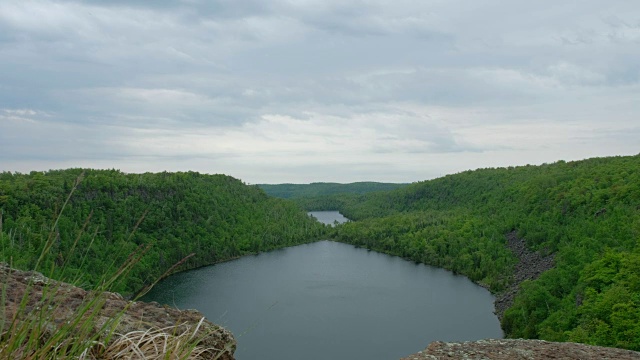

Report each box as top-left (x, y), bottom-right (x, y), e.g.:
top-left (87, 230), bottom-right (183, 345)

top-left (143, 213), bottom-right (502, 360)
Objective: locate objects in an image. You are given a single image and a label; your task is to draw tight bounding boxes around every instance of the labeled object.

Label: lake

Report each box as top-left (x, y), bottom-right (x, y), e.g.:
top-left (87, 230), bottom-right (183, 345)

top-left (308, 210), bottom-right (350, 226)
top-left (143, 212), bottom-right (502, 359)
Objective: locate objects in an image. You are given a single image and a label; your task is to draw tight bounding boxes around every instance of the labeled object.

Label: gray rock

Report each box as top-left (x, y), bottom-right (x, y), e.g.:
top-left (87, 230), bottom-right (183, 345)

top-left (0, 263), bottom-right (236, 359)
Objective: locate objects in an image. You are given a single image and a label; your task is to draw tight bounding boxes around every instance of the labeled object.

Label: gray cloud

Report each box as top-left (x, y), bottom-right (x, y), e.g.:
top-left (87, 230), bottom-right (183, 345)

top-left (1, 0), bottom-right (639, 182)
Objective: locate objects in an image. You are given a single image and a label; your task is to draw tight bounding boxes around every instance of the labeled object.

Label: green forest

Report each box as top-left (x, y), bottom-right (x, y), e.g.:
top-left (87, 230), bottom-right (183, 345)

top-left (2, 155), bottom-right (639, 352)
top-left (321, 155), bottom-right (640, 350)
top-left (0, 169), bottom-right (328, 296)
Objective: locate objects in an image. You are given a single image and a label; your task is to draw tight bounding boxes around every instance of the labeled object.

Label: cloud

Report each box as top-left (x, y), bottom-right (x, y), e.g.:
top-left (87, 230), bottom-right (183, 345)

top-left (0, 0), bottom-right (639, 182)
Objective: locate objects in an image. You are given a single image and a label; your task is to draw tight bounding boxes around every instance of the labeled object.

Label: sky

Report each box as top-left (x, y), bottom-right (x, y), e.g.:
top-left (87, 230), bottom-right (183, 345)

top-left (0, 1), bottom-right (639, 184)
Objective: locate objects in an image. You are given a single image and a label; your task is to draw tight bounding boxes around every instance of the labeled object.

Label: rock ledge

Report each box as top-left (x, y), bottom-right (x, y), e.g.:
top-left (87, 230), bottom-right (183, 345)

top-left (1, 263), bottom-right (236, 359)
top-left (402, 339), bottom-right (640, 360)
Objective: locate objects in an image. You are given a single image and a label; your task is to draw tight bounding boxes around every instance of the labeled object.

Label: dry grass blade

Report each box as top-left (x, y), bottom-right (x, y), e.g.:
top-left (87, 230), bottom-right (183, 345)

top-left (100, 320), bottom-right (220, 360)
top-left (1, 173), bottom-right (235, 360)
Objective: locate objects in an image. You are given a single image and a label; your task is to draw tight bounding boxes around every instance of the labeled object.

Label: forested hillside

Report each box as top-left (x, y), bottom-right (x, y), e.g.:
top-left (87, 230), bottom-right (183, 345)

top-left (258, 181), bottom-right (407, 199)
top-left (2, 157), bottom-right (638, 351)
top-left (330, 155), bottom-right (640, 350)
top-left (0, 169), bottom-right (327, 295)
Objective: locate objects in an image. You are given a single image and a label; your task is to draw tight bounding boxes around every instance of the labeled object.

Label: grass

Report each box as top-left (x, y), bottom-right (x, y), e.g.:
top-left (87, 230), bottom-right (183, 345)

top-left (0, 173), bottom-right (233, 359)
top-left (102, 319), bottom-right (225, 360)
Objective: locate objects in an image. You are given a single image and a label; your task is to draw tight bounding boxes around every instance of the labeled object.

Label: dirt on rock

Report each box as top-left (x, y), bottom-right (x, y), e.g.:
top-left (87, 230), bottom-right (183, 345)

top-left (0, 263), bottom-right (236, 359)
top-left (401, 339), bottom-right (640, 360)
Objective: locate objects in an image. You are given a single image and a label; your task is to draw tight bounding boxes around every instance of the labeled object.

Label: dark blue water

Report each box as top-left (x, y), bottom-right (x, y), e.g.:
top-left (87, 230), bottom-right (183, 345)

top-left (143, 235), bottom-right (502, 360)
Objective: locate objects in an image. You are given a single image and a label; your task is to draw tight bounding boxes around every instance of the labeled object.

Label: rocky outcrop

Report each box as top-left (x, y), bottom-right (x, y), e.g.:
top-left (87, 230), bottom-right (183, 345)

top-left (401, 339), bottom-right (640, 360)
top-left (0, 263), bottom-right (236, 359)
top-left (494, 231), bottom-right (555, 320)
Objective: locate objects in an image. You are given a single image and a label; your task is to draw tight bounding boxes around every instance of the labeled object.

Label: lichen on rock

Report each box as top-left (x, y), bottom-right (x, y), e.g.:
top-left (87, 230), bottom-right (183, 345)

top-left (401, 339), bottom-right (640, 360)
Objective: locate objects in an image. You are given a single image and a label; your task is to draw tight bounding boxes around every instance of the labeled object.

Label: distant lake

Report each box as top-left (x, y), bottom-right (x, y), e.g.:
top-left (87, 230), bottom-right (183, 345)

top-left (143, 214), bottom-right (502, 360)
top-left (308, 210), bottom-right (349, 226)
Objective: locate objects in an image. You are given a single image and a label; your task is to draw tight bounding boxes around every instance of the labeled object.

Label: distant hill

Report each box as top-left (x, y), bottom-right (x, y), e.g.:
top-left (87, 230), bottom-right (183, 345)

top-left (257, 182), bottom-right (408, 199)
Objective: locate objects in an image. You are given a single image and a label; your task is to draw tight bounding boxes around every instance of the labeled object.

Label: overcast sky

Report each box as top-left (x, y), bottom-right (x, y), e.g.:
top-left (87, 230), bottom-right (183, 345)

top-left (1, 1), bottom-right (638, 184)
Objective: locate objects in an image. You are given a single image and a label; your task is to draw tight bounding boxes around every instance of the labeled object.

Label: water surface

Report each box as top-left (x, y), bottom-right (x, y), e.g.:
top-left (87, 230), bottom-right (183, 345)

top-left (308, 210), bottom-right (349, 226)
top-left (144, 240), bottom-right (502, 359)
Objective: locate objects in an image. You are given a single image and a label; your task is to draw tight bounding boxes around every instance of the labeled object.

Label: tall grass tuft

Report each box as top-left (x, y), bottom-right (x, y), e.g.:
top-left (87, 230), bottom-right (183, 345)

top-left (0, 173), bottom-right (231, 359)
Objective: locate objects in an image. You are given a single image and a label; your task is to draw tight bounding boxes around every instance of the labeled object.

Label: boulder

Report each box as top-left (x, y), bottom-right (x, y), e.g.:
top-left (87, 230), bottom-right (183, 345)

top-left (0, 263), bottom-right (236, 359)
top-left (494, 231), bottom-right (555, 320)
